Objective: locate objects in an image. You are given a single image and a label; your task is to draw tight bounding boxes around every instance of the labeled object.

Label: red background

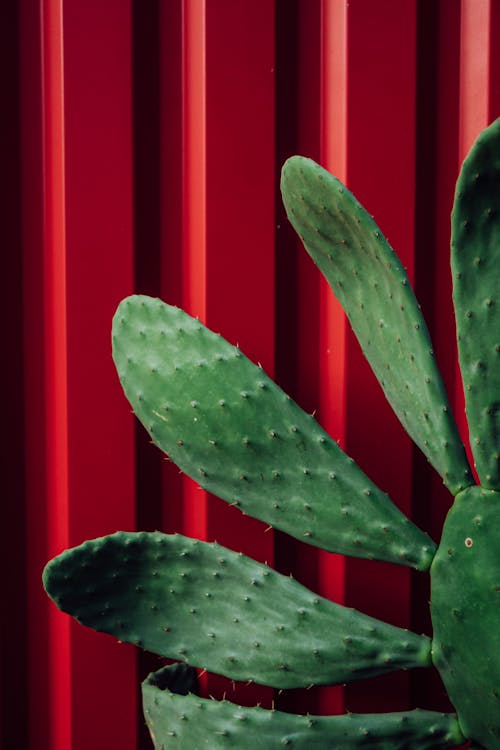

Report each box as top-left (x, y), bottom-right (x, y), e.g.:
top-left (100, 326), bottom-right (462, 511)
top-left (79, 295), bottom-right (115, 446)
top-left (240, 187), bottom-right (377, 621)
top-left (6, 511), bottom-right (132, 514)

top-left (3, 1), bottom-right (500, 748)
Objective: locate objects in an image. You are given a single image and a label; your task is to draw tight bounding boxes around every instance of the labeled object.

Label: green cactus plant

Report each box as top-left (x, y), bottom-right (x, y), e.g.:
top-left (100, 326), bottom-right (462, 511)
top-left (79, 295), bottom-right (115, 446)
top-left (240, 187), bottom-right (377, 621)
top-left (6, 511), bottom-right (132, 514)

top-left (43, 119), bottom-right (500, 749)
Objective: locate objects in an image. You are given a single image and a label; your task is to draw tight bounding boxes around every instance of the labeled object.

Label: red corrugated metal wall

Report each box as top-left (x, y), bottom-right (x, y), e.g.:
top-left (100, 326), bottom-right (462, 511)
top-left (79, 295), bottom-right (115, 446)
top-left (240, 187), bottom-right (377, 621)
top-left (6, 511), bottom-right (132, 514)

top-left (3, 1), bottom-right (500, 748)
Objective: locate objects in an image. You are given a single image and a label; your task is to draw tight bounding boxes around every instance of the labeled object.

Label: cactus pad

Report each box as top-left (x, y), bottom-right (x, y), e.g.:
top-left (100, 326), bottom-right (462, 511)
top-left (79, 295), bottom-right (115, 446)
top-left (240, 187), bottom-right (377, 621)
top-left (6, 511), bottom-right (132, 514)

top-left (431, 485), bottom-right (500, 748)
top-left (452, 119), bottom-right (500, 488)
top-left (281, 156), bottom-right (473, 495)
top-left (42, 531), bottom-right (431, 688)
top-left (143, 664), bottom-right (464, 750)
top-left (112, 296), bottom-right (435, 570)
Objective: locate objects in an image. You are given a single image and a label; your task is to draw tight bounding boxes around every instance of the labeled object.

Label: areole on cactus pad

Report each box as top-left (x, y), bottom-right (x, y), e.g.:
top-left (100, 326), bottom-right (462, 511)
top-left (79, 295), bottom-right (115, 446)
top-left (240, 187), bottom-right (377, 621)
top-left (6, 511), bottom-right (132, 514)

top-left (43, 119), bottom-right (500, 749)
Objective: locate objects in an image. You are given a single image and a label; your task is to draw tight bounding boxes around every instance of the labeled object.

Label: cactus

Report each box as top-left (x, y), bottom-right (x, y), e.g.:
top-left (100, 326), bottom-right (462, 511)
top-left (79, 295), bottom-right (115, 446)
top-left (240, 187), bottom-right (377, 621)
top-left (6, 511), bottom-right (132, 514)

top-left (42, 119), bottom-right (500, 749)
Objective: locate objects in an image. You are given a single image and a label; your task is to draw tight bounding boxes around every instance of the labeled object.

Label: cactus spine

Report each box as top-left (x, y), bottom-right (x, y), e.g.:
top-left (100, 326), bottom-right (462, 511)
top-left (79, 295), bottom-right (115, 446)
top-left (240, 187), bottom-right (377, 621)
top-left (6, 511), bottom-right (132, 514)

top-left (43, 119), bottom-right (500, 750)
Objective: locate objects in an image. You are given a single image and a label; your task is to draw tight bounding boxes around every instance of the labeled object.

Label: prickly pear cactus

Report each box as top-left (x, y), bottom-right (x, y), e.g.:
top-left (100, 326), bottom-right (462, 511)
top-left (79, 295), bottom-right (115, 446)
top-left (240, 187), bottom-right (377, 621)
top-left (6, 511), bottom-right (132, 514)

top-left (43, 119), bottom-right (500, 750)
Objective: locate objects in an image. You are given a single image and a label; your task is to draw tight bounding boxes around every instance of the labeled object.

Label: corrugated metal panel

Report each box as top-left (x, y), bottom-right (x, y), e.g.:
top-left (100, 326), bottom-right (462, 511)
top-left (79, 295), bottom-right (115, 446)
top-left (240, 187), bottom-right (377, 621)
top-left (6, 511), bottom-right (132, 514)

top-left (5, 1), bottom-right (500, 747)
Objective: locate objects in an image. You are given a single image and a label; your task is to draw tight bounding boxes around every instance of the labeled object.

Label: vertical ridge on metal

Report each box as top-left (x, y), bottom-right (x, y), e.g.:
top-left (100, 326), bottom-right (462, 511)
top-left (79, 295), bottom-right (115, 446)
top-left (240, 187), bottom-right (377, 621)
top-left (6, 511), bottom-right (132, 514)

top-left (40, 2), bottom-right (71, 747)
top-left (19, 0), bottom-right (50, 744)
top-left (181, 0), bottom-right (209, 543)
top-left (158, 0), bottom-right (185, 538)
top-left (2, 0), bottom-right (27, 747)
top-left (274, 0), bottom-right (326, 718)
top-left (412, 0), bottom-right (462, 711)
top-left (315, 0), bottom-right (348, 717)
top-left (321, 0), bottom-right (418, 715)
top-left (20, 1), bottom-right (138, 748)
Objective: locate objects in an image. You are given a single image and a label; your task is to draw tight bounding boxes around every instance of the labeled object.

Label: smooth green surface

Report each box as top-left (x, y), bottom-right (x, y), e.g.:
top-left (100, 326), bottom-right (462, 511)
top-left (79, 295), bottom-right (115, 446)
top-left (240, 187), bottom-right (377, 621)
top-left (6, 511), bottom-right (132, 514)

top-left (431, 486), bottom-right (500, 750)
top-left (281, 156), bottom-right (473, 495)
top-left (43, 531), bottom-right (431, 689)
top-left (452, 118), bottom-right (500, 489)
top-left (142, 664), bottom-right (464, 750)
top-left (112, 296), bottom-right (435, 570)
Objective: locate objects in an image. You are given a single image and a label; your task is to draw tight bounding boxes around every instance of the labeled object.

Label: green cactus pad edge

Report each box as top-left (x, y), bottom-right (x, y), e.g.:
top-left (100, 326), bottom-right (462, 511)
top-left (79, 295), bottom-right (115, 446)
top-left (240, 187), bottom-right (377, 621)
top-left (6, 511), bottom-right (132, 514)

top-left (43, 531), bottom-right (431, 689)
